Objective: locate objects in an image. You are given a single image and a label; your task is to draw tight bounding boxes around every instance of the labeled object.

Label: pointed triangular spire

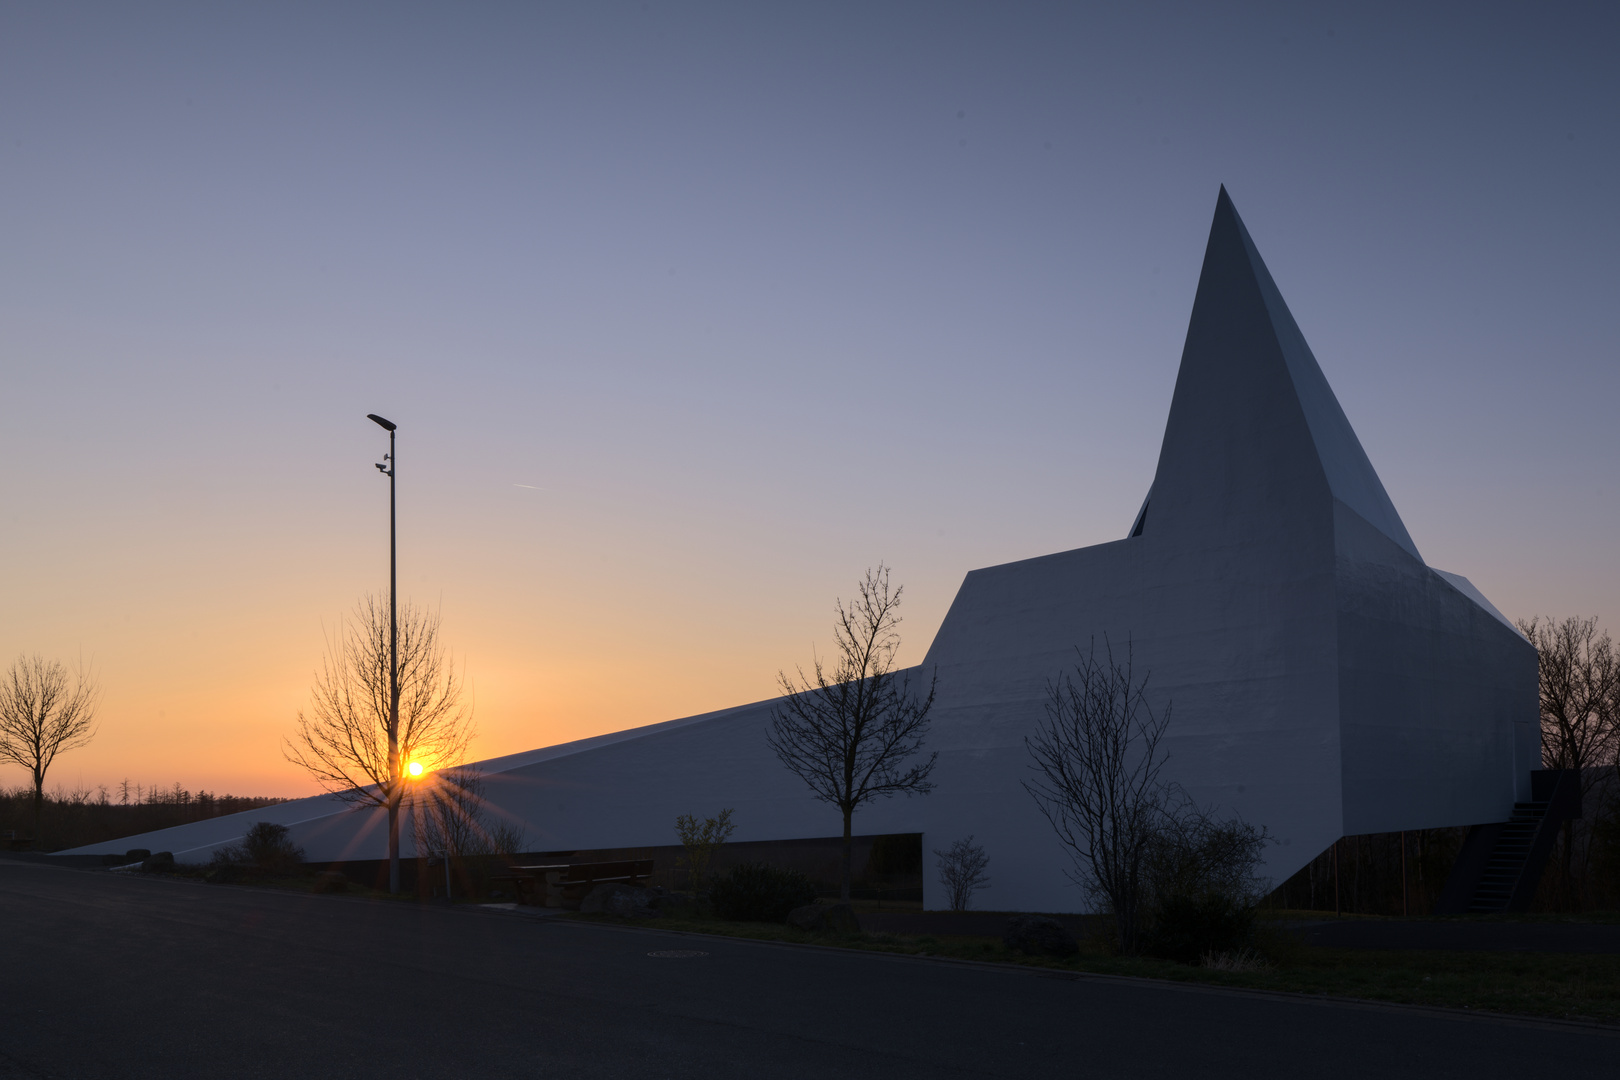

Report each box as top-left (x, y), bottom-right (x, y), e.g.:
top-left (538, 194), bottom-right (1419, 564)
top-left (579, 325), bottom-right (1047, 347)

top-left (1135, 187), bottom-right (1420, 562)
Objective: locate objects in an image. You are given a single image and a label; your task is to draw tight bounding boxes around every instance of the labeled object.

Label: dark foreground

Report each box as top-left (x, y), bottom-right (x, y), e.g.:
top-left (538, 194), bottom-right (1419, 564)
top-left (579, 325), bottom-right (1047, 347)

top-left (0, 860), bottom-right (1613, 1079)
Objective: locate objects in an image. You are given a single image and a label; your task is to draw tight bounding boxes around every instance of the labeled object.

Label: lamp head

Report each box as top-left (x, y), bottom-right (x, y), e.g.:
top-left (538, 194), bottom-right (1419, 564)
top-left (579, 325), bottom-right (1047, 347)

top-left (367, 414), bottom-right (397, 432)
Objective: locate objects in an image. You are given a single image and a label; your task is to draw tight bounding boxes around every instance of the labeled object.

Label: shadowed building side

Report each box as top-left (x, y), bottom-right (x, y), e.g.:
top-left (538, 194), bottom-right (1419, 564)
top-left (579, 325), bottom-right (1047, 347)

top-left (58, 189), bottom-right (1537, 913)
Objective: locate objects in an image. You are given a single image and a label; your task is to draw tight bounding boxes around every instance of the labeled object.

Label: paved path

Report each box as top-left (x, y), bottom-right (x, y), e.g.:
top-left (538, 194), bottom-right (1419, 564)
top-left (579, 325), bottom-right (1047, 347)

top-left (0, 860), bottom-right (1613, 1079)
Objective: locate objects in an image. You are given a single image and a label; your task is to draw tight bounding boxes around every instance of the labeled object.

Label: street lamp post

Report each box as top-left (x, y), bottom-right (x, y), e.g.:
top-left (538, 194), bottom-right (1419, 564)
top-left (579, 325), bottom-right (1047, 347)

top-left (367, 412), bottom-right (402, 893)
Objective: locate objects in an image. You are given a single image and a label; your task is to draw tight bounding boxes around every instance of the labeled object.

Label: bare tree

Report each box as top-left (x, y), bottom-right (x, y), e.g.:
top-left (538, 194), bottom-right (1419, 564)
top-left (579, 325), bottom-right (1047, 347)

top-left (934, 835), bottom-right (991, 911)
top-left (1024, 638), bottom-right (1169, 954)
top-left (0, 655), bottom-right (100, 841)
top-left (1518, 616), bottom-right (1620, 776)
top-left (286, 595), bottom-right (475, 893)
top-left (1517, 615), bottom-right (1620, 904)
top-left (768, 565), bottom-right (938, 902)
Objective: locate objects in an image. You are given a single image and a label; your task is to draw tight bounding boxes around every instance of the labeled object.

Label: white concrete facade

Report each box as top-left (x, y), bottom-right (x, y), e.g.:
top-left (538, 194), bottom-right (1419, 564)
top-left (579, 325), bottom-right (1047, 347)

top-left (64, 189), bottom-right (1537, 913)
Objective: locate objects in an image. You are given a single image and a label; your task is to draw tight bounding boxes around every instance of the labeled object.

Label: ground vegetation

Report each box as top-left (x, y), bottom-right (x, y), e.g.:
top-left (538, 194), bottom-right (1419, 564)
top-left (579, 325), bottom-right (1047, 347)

top-left (577, 905), bottom-right (1620, 1026)
top-left (708, 861), bottom-right (818, 922)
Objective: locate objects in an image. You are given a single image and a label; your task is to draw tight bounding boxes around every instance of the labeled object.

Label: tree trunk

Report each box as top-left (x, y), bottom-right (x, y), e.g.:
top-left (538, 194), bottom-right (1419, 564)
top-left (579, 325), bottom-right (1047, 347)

top-left (841, 806), bottom-right (853, 903)
top-left (31, 772), bottom-right (44, 845)
top-left (388, 788), bottom-right (401, 895)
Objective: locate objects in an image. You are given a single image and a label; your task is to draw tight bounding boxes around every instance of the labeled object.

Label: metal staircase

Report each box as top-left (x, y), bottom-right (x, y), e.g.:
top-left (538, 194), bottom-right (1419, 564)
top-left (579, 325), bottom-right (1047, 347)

top-left (1468, 800), bottom-right (1549, 913)
top-left (1434, 769), bottom-right (1581, 915)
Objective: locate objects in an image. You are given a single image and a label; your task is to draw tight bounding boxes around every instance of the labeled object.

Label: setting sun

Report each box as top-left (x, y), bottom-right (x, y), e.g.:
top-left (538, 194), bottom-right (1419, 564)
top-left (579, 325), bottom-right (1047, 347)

top-left (406, 762), bottom-right (424, 779)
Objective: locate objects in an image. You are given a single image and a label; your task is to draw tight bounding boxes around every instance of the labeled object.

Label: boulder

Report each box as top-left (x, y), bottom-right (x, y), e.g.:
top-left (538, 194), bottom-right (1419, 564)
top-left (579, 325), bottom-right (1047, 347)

top-left (311, 870), bottom-right (350, 894)
top-left (1003, 915), bottom-right (1078, 957)
top-left (786, 903), bottom-right (861, 934)
top-left (581, 883), bottom-right (655, 917)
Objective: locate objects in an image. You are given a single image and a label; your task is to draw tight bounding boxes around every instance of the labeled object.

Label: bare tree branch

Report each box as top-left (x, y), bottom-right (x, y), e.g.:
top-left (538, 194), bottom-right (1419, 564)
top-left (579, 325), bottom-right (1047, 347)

top-left (1516, 615), bottom-right (1620, 908)
top-left (284, 596), bottom-right (475, 851)
top-left (767, 565), bottom-right (937, 901)
top-left (0, 654), bottom-right (101, 841)
top-left (1023, 637), bottom-right (1169, 953)
top-left (1518, 615), bottom-right (1620, 776)
top-left (934, 835), bottom-right (991, 911)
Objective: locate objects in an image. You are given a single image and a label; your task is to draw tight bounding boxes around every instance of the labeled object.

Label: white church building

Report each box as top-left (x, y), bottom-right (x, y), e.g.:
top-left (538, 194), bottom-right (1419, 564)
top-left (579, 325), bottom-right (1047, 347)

top-left (65, 189), bottom-right (1538, 912)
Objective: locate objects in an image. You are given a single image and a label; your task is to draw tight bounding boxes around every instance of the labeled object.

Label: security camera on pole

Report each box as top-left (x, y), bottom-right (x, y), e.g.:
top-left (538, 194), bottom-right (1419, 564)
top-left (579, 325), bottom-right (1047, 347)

top-left (366, 412), bottom-right (403, 894)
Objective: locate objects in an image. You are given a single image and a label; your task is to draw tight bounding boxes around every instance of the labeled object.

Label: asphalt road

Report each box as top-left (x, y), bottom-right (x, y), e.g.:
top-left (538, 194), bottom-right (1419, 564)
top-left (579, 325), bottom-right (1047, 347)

top-left (1, 859), bottom-right (1613, 1079)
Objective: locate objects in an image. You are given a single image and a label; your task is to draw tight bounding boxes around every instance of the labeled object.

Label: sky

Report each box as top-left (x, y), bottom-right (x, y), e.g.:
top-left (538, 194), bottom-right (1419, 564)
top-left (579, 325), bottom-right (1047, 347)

top-left (3, 1), bottom-right (1617, 798)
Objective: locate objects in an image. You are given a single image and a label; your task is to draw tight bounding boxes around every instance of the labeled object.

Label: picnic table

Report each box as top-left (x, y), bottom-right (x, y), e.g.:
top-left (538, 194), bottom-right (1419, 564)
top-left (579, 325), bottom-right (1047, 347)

top-left (490, 859), bottom-right (654, 908)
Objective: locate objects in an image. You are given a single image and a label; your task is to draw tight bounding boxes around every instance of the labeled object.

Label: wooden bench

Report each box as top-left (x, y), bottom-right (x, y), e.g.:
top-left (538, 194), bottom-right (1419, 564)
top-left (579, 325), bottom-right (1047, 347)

top-left (492, 859), bottom-right (654, 909)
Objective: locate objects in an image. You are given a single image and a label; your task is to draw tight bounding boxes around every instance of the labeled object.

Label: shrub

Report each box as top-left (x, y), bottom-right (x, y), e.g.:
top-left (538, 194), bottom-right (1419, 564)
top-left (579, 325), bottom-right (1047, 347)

top-left (934, 835), bottom-right (990, 911)
top-left (1144, 891), bottom-right (1255, 964)
top-left (212, 821), bottom-right (304, 876)
top-left (675, 808), bottom-right (735, 892)
top-left (710, 862), bottom-right (817, 922)
top-left (242, 822), bottom-right (303, 872)
top-left (1139, 805), bottom-right (1269, 962)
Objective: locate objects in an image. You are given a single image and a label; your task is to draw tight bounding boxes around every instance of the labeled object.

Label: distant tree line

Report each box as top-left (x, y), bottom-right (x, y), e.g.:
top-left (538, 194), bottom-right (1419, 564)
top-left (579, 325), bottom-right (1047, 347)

top-left (2, 782), bottom-right (289, 853)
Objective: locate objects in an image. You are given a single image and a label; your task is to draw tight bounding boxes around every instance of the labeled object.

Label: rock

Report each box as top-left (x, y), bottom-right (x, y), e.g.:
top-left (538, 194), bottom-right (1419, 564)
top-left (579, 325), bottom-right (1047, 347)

top-left (311, 870), bottom-right (349, 894)
top-left (141, 851), bottom-right (176, 874)
top-left (1003, 915), bottom-right (1078, 957)
top-left (580, 883), bottom-right (655, 917)
top-left (125, 849), bottom-right (151, 862)
top-left (786, 903), bottom-right (861, 933)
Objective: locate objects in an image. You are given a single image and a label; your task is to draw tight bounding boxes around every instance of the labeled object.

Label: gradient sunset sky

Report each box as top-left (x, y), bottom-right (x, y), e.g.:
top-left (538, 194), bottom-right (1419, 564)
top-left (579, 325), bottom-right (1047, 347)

top-left (4, 2), bottom-right (1617, 797)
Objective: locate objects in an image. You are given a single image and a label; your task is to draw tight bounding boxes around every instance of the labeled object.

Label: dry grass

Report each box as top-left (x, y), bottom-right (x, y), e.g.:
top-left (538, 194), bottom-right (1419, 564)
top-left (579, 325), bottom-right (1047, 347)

top-left (1201, 948), bottom-right (1270, 972)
